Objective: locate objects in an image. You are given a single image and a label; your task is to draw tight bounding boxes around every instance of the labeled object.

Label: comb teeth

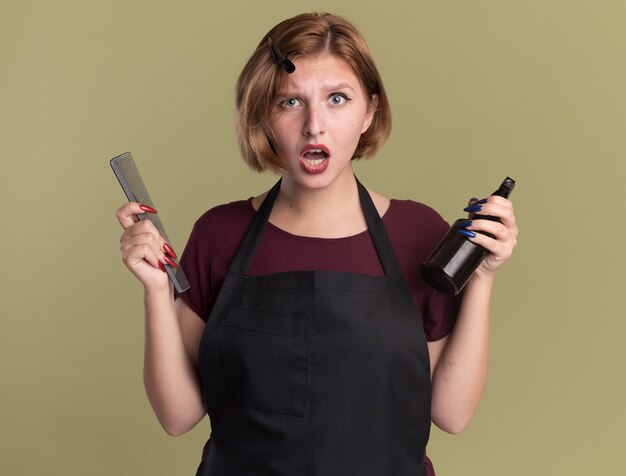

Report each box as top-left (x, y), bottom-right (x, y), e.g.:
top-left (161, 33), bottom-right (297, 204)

top-left (110, 152), bottom-right (190, 292)
top-left (110, 152), bottom-right (170, 243)
top-left (112, 152), bottom-right (155, 206)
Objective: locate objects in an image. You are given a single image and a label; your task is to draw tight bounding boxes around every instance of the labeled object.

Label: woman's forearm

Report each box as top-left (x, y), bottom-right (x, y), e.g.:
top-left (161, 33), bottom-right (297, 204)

top-left (430, 194), bottom-right (517, 433)
top-left (143, 287), bottom-right (206, 436)
top-left (430, 272), bottom-right (494, 434)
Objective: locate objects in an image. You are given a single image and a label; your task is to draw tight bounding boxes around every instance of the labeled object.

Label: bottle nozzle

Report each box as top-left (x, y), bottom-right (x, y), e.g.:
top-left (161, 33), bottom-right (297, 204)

top-left (493, 177), bottom-right (516, 198)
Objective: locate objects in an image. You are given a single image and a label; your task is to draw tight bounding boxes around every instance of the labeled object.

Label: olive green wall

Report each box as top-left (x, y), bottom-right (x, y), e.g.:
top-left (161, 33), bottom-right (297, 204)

top-left (1, 1), bottom-right (624, 474)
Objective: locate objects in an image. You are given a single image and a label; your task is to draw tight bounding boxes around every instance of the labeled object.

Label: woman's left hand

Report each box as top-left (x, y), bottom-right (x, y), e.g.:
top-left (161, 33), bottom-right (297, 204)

top-left (459, 196), bottom-right (518, 277)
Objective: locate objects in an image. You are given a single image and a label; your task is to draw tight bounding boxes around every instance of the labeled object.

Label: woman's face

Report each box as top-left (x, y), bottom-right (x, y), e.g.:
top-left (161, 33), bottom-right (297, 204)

top-left (270, 53), bottom-right (376, 190)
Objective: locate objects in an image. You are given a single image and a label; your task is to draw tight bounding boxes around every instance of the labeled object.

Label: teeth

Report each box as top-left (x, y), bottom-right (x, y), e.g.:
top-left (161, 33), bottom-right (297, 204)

top-left (304, 149), bottom-right (328, 157)
top-left (303, 148), bottom-right (327, 155)
top-left (302, 148), bottom-right (328, 166)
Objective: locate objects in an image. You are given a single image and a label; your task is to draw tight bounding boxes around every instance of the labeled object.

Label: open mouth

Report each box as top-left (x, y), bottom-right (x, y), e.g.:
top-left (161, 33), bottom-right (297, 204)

top-left (302, 149), bottom-right (328, 165)
top-left (299, 145), bottom-right (331, 174)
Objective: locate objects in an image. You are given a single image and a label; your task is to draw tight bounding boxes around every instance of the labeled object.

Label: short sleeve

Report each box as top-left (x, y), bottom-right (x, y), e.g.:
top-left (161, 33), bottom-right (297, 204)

top-left (384, 199), bottom-right (462, 341)
top-left (173, 200), bottom-right (255, 322)
top-left (419, 212), bottom-right (463, 341)
top-left (422, 283), bottom-right (462, 341)
top-left (174, 219), bottom-right (213, 321)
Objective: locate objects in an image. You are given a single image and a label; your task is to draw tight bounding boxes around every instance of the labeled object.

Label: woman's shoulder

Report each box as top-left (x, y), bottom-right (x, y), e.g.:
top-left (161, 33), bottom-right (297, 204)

top-left (193, 198), bottom-right (254, 225)
top-left (189, 198), bottom-right (255, 239)
top-left (385, 198), bottom-right (450, 249)
top-left (387, 198), bottom-right (447, 226)
top-left (366, 189), bottom-right (444, 224)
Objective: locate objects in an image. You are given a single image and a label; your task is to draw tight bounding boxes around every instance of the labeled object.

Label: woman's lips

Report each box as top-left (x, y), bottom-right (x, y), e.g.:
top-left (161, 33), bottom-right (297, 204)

top-left (299, 144), bottom-right (330, 175)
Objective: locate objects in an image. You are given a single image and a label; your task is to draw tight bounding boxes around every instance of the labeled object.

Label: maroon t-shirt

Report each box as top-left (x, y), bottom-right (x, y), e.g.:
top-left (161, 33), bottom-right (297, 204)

top-left (177, 197), bottom-right (460, 340)
top-left (175, 197), bottom-right (461, 475)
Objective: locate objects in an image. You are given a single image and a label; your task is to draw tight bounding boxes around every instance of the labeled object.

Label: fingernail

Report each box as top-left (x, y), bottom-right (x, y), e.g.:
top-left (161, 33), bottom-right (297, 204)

top-left (470, 197), bottom-right (479, 203)
top-left (163, 242), bottom-right (178, 258)
top-left (140, 204), bottom-right (158, 213)
top-left (457, 229), bottom-right (477, 238)
top-left (163, 255), bottom-right (178, 268)
top-left (464, 205), bottom-right (483, 213)
top-left (158, 261), bottom-right (167, 273)
top-left (476, 198), bottom-right (488, 205)
top-left (455, 220), bottom-right (473, 228)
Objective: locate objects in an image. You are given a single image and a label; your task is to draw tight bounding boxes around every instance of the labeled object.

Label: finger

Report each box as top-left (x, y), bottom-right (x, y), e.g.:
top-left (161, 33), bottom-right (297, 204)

top-left (459, 229), bottom-right (516, 262)
top-left (121, 219), bottom-right (179, 262)
top-left (488, 197), bottom-right (517, 229)
top-left (463, 199), bottom-right (516, 227)
top-left (121, 221), bottom-right (166, 255)
top-left (483, 203), bottom-right (517, 230)
top-left (457, 214), bottom-right (518, 246)
top-left (456, 217), bottom-right (517, 257)
top-left (123, 218), bottom-right (161, 238)
top-left (122, 221), bottom-right (180, 265)
top-left (459, 219), bottom-right (509, 241)
top-left (465, 197), bottom-right (482, 219)
top-left (121, 239), bottom-right (163, 270)
top-left (116, 202), bottom-right (158, 229)
top-left (120, 231), bottom-right (169, 270)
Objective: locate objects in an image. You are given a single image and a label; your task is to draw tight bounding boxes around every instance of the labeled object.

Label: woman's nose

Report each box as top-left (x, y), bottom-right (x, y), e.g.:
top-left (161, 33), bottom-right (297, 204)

top-left (302, 104), bottom-right (325, 137)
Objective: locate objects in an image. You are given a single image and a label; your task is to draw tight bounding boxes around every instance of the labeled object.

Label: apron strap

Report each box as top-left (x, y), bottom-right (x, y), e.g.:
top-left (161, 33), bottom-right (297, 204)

top-left (355, 177), bottom-right (403, 279)
top-left (228, 178), bottom-right (283, 275)
top-left (228, 176), bottom-right (403, 279)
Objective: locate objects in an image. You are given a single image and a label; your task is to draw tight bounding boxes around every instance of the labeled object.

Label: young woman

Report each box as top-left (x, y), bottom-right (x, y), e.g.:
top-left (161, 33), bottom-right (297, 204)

top-left (116, 12), bottom-right (518, 476)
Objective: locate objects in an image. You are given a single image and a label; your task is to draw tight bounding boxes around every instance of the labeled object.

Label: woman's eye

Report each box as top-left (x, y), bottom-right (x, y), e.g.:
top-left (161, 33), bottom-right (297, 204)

top-left (281, 98), bottom-right (301, 108)
top-left (329, 93), bottom-right (348, 105)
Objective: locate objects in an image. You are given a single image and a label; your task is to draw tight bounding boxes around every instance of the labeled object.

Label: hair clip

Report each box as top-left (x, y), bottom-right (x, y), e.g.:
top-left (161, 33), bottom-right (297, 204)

top-left (268, 38), bottom-right (295, 74)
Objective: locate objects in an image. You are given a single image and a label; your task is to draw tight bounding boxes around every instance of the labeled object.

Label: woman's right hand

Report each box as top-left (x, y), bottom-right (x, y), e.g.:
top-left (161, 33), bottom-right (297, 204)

top-left (116, 202), bottom-right (178, 292)
top-left (117, 203), bottom-right (206, 435)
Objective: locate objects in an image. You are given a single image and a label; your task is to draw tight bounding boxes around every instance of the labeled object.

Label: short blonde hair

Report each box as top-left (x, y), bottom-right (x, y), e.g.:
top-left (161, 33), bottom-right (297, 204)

top-left (235, 12), bottom-right (392, 173)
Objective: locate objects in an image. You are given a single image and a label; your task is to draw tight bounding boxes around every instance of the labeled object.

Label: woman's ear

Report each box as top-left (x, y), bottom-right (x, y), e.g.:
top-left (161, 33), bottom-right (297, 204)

top-left (361, 94), bottom-right (379, 133)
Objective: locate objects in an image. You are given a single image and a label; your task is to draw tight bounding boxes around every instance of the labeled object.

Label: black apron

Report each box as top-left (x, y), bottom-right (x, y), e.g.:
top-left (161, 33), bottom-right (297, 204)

top-left (196, 178), bottom-right (431, 476)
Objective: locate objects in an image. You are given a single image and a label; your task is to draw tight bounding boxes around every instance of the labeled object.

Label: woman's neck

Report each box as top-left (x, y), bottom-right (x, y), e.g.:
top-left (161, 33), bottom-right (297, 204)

top-left (250, 170), bottom-right (389, 239)
top-left (271, 172), bottom-right (363, 238)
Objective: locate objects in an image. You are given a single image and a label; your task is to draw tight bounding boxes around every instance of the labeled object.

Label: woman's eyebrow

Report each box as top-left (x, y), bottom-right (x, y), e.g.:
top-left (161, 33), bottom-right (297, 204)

top-left (277, 83), bottom-right (357, 98)
top-left (322, 82), bottom-right (356, 92)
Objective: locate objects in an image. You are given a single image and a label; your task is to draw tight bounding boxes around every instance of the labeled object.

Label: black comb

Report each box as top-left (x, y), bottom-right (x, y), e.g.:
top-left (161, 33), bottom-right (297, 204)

top-left (110, 152), bottom-right (190, 293)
